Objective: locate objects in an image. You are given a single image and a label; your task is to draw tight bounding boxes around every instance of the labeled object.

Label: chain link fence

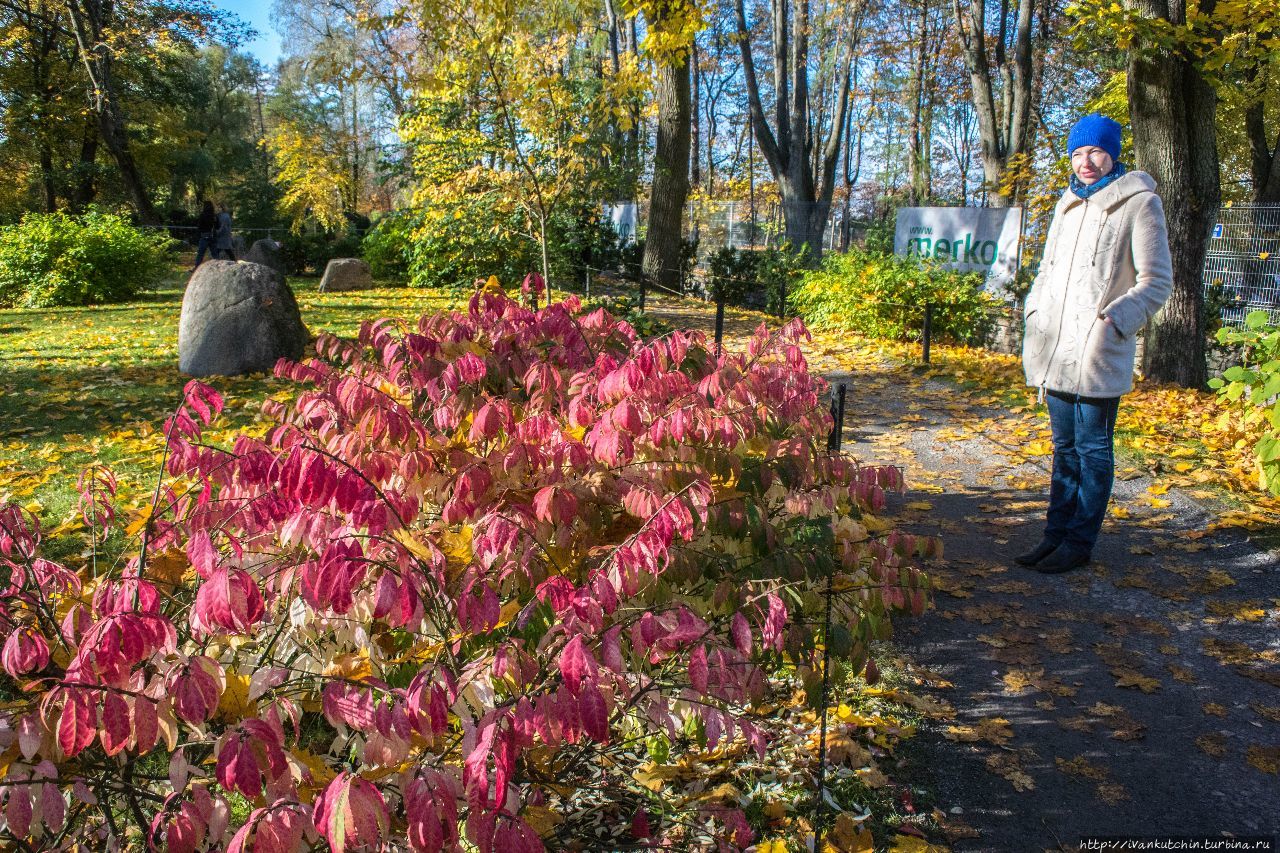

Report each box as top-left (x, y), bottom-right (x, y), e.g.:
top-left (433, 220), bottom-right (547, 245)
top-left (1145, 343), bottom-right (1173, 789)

top-left (1202, 204), bottom-right (1280, 326)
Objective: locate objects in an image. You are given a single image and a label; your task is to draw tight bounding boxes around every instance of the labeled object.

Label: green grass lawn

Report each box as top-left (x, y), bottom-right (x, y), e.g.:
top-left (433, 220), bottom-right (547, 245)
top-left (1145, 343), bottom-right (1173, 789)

top-left (0, 268), bottom-right (464, 544)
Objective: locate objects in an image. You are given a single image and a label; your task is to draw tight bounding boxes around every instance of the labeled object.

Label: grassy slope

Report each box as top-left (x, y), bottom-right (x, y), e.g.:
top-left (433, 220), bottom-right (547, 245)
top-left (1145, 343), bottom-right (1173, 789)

top-left (0, 269), bottom-right (463, 545)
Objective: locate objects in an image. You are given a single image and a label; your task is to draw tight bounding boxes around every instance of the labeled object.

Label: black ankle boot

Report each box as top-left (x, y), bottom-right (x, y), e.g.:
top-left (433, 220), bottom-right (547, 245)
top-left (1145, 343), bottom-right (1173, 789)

top-left (1014, 540), bottom-right (1058, 567)
top-left (1034, 544), bottom-right (1090, 574)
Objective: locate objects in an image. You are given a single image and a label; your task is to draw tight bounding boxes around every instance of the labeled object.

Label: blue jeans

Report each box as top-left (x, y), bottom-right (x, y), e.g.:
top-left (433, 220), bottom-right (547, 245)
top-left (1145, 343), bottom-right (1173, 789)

top-left (1044, 390), bottom-right (1120, 555)
top-left (194, 232), bottom-right (215, 267)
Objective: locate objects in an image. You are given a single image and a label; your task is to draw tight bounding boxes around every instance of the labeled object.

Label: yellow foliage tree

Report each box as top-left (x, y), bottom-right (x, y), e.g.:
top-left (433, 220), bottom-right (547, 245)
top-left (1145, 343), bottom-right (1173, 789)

top-left (402, 0), bottom-right (648, 290)
top-left (264, 119), bottom-right (352, 233)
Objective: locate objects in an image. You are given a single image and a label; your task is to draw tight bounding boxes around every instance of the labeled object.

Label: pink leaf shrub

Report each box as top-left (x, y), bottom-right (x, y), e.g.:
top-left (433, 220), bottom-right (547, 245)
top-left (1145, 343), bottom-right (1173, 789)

top-left (0, 287), bottom-right (933, 850)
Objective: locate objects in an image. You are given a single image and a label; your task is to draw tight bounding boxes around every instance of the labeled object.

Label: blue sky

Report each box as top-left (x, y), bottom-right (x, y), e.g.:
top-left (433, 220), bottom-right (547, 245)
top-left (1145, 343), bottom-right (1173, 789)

top-left (216, 0), bottom-right (282, 66)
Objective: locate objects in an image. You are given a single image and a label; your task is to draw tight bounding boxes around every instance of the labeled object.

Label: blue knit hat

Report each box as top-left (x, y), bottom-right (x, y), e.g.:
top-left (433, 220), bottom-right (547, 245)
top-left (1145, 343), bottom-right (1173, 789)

top-left (1067, 113), bottom-right (1123, 161)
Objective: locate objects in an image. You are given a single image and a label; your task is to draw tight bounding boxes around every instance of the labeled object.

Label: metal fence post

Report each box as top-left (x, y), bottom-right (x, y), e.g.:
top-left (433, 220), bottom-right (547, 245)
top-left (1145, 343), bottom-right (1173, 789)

top-left (714, 292), bottom-right (726, 357)
top-left (826, 382), bottom-right (847, 452)
top-left (814, 572), bottom-right (835, 850)
top-left (923, 302), bottom-right (933, 364)
top-left (815, 375), bottom-right (848, 850)
top-left (584, 267), bottom-right (591, 297)
top-left (638, 275), bottom-right (647, 313)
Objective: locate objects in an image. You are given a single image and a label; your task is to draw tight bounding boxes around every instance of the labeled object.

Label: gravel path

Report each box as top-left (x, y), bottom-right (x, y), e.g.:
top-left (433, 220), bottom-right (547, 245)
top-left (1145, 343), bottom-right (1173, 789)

top-left (835, 362), bottom-right (1279, 851)
top-left (649, 294), bottom-right (1280, 851)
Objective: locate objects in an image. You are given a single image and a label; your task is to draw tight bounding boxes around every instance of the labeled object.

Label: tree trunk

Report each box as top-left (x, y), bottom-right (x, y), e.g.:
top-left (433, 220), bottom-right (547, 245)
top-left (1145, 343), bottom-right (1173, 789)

top-left (97, 97), bottom-right (159, 224)
top-left (690, 40), bottom-right (701, 191)
top-left (40, 144), bottom-right (57, 213)
top-left (1127, 0), bottom-right (1218, 388)
top-left (642, 53), bottom-right (691, 291)
top-left (66, 0), bottom-right (160, 224)
top-left (907, 0), bottom-right (927, 206)
top-left (71, 117), bottom-right (99, 212)
top-left (951, 0), bottom-right (1033, 206)
top-left (1245, 95), bottom-right (1280, 204)
top-left (735, 0), bottom-right (861, 261)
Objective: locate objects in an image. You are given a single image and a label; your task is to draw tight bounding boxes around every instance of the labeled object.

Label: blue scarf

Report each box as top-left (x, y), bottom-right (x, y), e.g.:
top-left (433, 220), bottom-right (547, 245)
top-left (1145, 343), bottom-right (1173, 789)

top-left (1070, 161), bottom-right (1127, 198)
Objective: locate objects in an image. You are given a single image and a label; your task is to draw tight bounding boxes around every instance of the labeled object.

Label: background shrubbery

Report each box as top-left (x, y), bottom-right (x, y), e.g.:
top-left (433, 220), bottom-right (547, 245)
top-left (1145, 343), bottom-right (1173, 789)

top-left (705, 245), bottom-right (809, 315)
top-left (366, 201), bottom-right (626, 291)
top-left (791, 248), bottom-right (997, 344)
top-left (276, 229), bottom-right (365, 276)
top-left (1209, 310), bottom-right (1280, 494)
top-left (0, 211), bottom-right (173, 308)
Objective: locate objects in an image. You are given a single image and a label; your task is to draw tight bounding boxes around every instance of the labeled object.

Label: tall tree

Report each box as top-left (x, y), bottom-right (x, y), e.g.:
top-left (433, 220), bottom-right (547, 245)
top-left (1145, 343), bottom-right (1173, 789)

top-left (631, 0), bottom-right (703, 290)
top-left (401, 0), bottom-right (645, 285)
top-left (1241, 33), bottom-right (1279, 203)
top-left (950, 0), bottom-right (1036, 207)
top-left (1126, 0), bottom-right (1219, 387)
top-left (64, 0), bottom-right (162, 223)
top-left (904, 0), bottom-right (944, 206)
top-left (735, 0), bottom-right (866, 257)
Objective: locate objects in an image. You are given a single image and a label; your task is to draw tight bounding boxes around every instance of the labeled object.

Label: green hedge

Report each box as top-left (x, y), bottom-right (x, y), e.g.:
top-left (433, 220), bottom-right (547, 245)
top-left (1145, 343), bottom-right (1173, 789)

top-left (706, 245), bottom-right (809, 315)
top-left (790, 248), bottom-right (998, 344)
top-left (0, 211), bottom-right (174, 308)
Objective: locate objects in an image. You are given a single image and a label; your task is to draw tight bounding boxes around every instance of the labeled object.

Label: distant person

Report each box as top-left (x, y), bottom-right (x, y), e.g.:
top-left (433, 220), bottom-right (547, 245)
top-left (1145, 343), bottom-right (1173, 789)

top-left (193, 200), bottom-right (217, 269)
top-left (215, 204), bottom-right (236, 261)
top-left (1017, 113), bottom-right (1173, 574)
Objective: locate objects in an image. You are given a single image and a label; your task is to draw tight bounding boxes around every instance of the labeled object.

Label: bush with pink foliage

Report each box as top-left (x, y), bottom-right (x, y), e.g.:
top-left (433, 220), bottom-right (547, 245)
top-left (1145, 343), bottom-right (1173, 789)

top-left (0, 287), bottom-right (931, 850)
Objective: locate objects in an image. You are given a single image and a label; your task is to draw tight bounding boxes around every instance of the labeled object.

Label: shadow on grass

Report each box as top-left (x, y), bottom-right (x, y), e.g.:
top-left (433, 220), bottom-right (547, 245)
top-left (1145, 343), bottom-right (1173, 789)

top-left (0, 361), bottom-right (284, 442)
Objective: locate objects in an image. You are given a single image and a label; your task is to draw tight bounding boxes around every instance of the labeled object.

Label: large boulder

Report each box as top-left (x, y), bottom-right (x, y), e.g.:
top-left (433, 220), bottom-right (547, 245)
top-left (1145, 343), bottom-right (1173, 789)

top-left (243, 238), bottom-right (287, 276)
top-left (179, 260), bottom-right (308, 377)
top-left (318, 258), bottom-right (373, 293)
top-left (230, 235), bottom-right (248, 258)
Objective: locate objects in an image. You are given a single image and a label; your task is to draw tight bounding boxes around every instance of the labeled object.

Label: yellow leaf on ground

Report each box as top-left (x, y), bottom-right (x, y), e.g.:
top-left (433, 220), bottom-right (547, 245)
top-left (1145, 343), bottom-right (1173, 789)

top-left (148, 546), bottom-right (192, 587)
top-left (830, 812), bottom-right (876, 852)
top-left (1246, 745), bottom-right (1280, 774)
top-left (1025, 439), bottom-right (1053, 456)
top-left (632, 762), bottom-right (683, 792)
top-left (1249, 703), bottom-right (1280, 723)
top-left (124, 504), bottom-right (155, 537)
top-left (1056, 756), bottom-right (1108, 781)
top-left (1196, 734), bottom-right (1227, 758)
top-left (1097, 782), bottom-right (1131, 804)
top-left (888, 835), bottom-right (949, 852)
top-left (945, 717), bottom-right (1012, 745)
top-left (1113, 670), bottom-right (1161, 693)
top-left (323, 651), bottom-right (372, 682)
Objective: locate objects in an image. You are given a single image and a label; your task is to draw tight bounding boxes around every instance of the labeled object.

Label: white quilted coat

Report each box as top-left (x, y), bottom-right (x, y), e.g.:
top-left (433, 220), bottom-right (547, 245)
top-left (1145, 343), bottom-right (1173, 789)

top-left (1022, 171), bottom-right (1174, 398)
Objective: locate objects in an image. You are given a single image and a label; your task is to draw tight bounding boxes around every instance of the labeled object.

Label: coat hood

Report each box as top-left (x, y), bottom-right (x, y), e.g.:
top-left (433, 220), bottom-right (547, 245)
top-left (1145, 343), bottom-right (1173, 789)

top-left (1055, 171), bottom-right (1158, 215)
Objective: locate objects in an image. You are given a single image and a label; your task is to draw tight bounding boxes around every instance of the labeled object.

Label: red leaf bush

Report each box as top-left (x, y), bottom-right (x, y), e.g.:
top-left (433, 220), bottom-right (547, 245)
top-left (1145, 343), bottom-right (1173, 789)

top-left (0, 288), bottom-right (932, 850)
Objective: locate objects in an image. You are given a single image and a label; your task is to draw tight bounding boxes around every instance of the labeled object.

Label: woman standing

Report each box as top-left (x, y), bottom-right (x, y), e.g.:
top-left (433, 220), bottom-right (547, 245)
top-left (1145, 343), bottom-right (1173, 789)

top-left (1017, 113), bottom-right (1173, 574)
top-left (193, 200), bottom-right (217, 269)
top-left (214, 204), bottom-right (237, 261)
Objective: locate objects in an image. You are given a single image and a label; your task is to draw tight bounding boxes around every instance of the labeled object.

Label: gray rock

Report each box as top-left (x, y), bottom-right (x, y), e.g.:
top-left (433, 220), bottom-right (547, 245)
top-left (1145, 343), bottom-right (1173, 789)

top-left (230, 235), bottom-right (248, 258)
top-left (318, 258), bottom-right (373, 293)
top-left (179, 260), bottom-right (308, 377)
top-left (243, 238), bottom-right (287, 276)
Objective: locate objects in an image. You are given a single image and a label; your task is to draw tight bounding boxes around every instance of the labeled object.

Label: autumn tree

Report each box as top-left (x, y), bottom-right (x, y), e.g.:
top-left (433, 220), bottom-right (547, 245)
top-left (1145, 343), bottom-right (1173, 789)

top-left (1070, 0), bottom-right (1280, 386)
top-left (949, 0), bottom-right (1039, 207)
top-left (0, 0), bottom-right (257, 222)
top-left (734, 0), bottom-right (867, 257)
top-left (632, 0), bottom-right (702, 289)
top-left (401, 0), bottom-right (646, 287)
